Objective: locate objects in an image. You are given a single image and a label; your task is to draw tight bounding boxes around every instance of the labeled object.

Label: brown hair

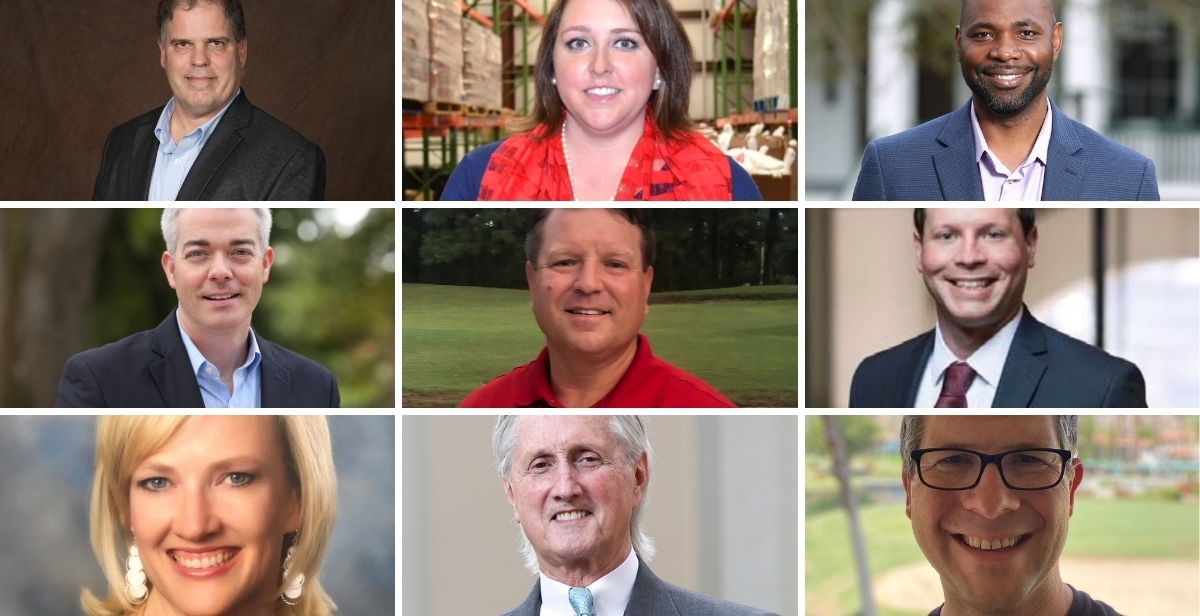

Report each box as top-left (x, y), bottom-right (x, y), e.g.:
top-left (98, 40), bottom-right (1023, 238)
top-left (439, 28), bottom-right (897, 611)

top-left (525, 209), bottom-right (656, 271)
top-left (157, 0), bottom-right (247, 44)
top-left (507, 0), bottom-right (696, 142)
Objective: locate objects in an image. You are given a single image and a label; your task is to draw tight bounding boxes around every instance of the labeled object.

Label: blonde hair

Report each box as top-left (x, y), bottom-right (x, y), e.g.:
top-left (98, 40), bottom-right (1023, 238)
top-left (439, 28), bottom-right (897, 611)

top-left (81, 416), bottom-right (338, 616)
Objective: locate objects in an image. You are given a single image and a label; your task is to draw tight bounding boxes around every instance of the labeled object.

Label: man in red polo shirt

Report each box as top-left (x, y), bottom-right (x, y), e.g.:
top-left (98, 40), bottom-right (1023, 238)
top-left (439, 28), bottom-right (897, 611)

top-left (460, 209), bottom-right (735, 408)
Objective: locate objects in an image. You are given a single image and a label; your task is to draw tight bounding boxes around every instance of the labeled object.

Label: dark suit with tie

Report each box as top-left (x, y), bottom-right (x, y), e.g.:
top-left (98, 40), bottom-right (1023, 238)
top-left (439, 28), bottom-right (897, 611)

top-left (92, 91), bottom-right (325, 200)
top-left (852, 99), bottom-right (1159, 200)
top-left (849, 310), bottom-right (1147, 408)
top-left (502, 558), bottom-right (778, 616)
top-left (55, 310), bottom-right (339, 408)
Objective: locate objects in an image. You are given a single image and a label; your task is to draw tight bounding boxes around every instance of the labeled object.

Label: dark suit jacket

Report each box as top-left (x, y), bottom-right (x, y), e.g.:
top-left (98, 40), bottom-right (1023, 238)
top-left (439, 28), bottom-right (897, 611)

top-left (55, 310), bottom-right (339, 408)
top-left (92, 91), bottom-right (325, 200)
top-left (852, 99), bottom-right (1159, 200)
top-left (849, 310), bottom-right (1147, 408)
top-left (502, 557), bottom-right (779, 616)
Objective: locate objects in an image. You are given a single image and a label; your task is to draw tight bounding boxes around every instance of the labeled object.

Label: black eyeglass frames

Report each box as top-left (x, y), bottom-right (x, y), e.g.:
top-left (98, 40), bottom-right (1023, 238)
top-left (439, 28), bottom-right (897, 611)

top-left (909, 447), bottom-right (1072, 491)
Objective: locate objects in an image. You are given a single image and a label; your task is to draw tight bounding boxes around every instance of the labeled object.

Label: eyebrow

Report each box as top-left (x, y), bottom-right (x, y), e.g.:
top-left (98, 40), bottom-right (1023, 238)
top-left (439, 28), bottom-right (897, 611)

top-left (926, 442), bottom-right (1055, 451)
top-left (969, 20), bottom-right (1039, 31)
top-left (561, 25), bottom-right (642, 36)
top-left (170, 37), bottom-right (231, 44)
top-left (181, 238), bottom-right (257, 250)
top-left (134, 455), bottom-right (264, 476)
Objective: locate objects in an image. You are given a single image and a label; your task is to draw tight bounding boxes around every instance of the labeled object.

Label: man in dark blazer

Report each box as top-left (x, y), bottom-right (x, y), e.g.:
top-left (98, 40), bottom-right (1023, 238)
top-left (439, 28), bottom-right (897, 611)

top-left (92, 0), bottom-right (324, 201)
top-left (56, 208), bottom-right (338, 408)
top-left (852, 0), bottom-right (1158, 201)
top-left (849, 208), bottom-right (1146, 408)
top-left (494, 416), bottom-right (777, 616)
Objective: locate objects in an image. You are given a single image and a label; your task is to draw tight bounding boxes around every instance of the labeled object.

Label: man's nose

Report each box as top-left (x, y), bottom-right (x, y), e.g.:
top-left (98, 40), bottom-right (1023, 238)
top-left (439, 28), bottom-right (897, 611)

top-left (954, 237), bottom-right (985, 266)
top-left (190, 45), bottom-right (210, 66)
top-left (989, 34), bottom-right (1021, 62)
top-left (574, 260), bottom-right (603, 293)
top-left (209, 253), bottom-right (233, 280)
top-left (549, 462), bottom-right (584, 499)
top-left (961, 463), bottom-right (1020, 519)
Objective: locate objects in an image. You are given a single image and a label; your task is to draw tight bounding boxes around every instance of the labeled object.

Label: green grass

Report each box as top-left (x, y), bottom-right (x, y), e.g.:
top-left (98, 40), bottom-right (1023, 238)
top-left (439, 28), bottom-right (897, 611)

top-left (648, 284), bottom-right (799, 303)
top-left (805, 498), bottom-right (1200, 616)
top-left (401, 283), bottom-right (797, 407)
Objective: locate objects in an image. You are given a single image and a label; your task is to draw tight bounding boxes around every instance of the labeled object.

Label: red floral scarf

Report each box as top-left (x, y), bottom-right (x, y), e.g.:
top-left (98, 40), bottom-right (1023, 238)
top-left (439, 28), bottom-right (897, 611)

top-left (478, 107), bottom-right (732, 200)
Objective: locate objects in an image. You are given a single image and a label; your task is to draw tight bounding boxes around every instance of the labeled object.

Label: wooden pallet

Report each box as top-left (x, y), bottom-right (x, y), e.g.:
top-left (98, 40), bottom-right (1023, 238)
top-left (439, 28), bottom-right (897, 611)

top-left (423, 100), bottom-right (466, 115)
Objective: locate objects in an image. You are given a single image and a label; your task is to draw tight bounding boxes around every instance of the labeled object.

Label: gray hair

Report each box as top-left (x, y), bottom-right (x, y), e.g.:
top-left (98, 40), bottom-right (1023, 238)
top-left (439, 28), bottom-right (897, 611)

top-left (161, 208), bottom-right (272, 255)
top-left (901, 415), bottom-right (1078, 479)
top-left (157, 0), bottom-right (247, 44)
top-left (493, 415), bottom-right (655, 574)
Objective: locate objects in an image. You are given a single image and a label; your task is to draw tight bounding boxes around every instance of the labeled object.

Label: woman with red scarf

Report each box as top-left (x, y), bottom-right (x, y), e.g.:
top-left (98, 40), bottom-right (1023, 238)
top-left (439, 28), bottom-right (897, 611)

top-left (441, 0), bottom-right (762, 201)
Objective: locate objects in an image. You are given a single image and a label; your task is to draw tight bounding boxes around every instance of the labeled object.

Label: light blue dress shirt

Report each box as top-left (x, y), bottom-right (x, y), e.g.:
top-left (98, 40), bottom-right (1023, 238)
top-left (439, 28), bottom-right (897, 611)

top-left (176, 311), bottom-right (262, 408)
top-left (149, 89), bottom-right (241, 201)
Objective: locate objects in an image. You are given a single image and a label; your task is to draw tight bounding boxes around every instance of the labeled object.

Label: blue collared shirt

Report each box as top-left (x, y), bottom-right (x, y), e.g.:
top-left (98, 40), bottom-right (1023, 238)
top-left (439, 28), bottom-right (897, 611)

top-left (149, 89), bottom-right (241, 201)
top-left (176, 311), bottom-right (262, 408)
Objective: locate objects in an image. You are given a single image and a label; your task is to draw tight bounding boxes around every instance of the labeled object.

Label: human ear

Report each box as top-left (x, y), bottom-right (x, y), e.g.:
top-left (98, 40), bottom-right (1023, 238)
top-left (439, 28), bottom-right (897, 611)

top-left (161, 251), bottom-right (177, 289)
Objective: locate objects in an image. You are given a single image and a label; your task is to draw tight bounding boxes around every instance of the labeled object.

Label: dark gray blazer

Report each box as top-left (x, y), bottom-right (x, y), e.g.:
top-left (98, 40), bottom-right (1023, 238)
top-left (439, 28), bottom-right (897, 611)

top-left (502, 558), bottom-right (779, 616)
top-left (852, 98), bottom-right (1159, 200)
top-left (849, 308), bottom-right (1147, 408)
top-left (55, 310), bottom-right (339, 408)
top-left (92, 90), bottom-right (325, 200)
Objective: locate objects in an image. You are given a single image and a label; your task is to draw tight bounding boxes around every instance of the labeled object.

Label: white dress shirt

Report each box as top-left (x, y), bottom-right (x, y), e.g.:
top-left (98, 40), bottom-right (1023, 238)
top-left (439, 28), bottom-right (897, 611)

top-left (914, 309), bottom-right (1023, 408)
top-left (539, 548), bottom-right (638, 616)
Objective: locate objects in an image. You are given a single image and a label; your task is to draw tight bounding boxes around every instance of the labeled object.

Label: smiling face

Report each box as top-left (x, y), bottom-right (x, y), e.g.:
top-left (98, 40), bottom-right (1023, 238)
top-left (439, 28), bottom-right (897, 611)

top-left (553, 0), bottom-right (660, 139)
top-left (526, 209), bottom-right (653, 362)
top-left (129, 416), bottom-right (301, 616)
top-left (915, 208), bottom-right (1036, 338)
top-left (956, 0), bottom-right (1061, 116)
top-left (162, 208), bottom-right (273, 340)
top-left (903, 416), bottom-right (1082, 615)
top-left (504, 416), bottom-right (647, 584)
top-left (159, 1), bottom-right (247, 123)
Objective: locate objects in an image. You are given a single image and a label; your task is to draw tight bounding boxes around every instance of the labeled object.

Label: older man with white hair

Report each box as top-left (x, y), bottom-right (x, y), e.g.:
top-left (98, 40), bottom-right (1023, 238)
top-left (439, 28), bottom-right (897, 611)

top-left (494, 415), bottom-right (776, 616)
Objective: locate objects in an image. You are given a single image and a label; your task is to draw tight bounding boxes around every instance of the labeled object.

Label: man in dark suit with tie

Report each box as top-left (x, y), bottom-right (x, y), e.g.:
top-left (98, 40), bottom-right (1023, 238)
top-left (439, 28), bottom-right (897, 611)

top-left (92, 0), bottom-right (324, 200)
top-left (849, 208), bottom-right (1146, 408)
top-left (494, 416), bottom-right (777, 616)
top-left (56, 208), bottom-right (339, 407)
top-left (852, 0), bottom-right (1158, 201)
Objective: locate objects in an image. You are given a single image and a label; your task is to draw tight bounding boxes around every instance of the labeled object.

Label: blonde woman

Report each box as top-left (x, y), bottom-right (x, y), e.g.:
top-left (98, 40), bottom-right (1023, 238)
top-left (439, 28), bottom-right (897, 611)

top-left (82, 416), bottom-right (337, 616)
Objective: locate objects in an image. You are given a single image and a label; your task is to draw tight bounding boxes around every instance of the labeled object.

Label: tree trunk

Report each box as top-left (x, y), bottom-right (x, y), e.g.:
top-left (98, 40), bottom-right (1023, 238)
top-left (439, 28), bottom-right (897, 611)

top-left (0, 208), bottom-right (111, 407)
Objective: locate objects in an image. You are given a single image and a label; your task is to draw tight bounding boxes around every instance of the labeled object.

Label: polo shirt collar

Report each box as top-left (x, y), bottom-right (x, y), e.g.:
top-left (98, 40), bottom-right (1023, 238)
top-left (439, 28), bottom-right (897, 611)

top-left (516, 334), bottom-right (654, 408)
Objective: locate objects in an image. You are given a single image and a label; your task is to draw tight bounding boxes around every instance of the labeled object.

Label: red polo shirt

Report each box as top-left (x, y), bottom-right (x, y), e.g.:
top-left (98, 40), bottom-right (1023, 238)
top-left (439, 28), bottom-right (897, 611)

top-left (459, 333), bottom-right (736, 408)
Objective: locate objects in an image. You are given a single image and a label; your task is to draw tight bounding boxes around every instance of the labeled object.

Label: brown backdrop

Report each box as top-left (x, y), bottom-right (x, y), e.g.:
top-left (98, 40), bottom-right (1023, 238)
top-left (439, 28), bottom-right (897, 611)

top-left (0, 0), bottom-right (395, 200)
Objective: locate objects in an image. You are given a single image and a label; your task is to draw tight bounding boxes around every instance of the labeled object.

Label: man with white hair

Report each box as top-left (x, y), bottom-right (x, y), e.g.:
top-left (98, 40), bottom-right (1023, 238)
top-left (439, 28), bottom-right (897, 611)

top-left (494, 415), bottom-right (775, 616)
top-left (56, 208), bottom-right (338, 407)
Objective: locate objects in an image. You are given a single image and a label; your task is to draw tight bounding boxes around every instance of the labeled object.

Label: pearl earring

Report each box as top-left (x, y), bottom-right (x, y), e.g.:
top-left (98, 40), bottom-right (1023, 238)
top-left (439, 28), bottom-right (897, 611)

top-left (655, 78), bottom-right (662, 88)
top-left (552, 77), bottom-right (557, 85)
top-left (126, 545), bottom-right (148, 604)
top-left (281, 543), bottom-right (305, 605)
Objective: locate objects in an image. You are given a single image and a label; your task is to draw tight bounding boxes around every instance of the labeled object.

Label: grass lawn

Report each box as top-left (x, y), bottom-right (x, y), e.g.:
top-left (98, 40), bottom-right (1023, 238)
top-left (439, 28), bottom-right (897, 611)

top-left (401, 283), bottom-right (797, 407)
top-left (805, 498), bottom-right (1200, 616)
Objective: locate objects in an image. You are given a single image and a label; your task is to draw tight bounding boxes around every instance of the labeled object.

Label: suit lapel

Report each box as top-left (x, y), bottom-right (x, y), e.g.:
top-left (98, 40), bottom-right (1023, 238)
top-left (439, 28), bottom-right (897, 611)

top-left (177, 91), bottom-right (251, 200)
top-left (624, 558), bottom-right (681, 616)
top-left (148, 310), bottom-right (206, 407)
top-left (131, 123), bottom-right (159, 199)
top-left (1042, 100), bottom-right (1085, 200)
top-left (992, 310), bottom-right (1048, 408)
top-left (258, 332), bottom-right (291, 408)
top-left (902, 332), bottom-right (935, 407)
top-left (932, 101), bottom-right (984, 200)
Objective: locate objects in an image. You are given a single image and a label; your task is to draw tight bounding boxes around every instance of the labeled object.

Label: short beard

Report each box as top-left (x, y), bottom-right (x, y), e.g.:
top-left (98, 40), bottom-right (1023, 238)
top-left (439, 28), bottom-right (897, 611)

top-left (964, 62), bottom-right (1052, 116)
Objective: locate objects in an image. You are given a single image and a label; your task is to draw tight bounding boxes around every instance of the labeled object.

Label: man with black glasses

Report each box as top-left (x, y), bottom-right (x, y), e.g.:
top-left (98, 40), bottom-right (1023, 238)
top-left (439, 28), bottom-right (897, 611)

top-left (900, 415), bottom-right (1123, 616)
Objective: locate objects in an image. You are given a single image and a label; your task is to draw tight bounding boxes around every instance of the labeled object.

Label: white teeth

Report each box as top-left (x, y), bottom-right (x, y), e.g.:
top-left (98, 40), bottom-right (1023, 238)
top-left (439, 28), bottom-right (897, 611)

top-left (587, 88), bottom-right (618, 96)
top-left (963, 535), bottom-right (1020, 550)
top-left (953, 280), bottom-right (989, 289)
top-left (207, 294), bottom-right (236, 300)
top-left (569, 309), bottom-right (604, 315)
top-left (555, 511), bottom-right (589, 521)
top-left (172, 550), bottom-right (234, 569)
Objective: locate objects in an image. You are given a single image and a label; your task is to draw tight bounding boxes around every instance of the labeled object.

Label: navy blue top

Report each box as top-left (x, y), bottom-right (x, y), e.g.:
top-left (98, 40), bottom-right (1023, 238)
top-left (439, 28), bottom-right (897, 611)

top-left (440, 138), bottom-right (763, 201)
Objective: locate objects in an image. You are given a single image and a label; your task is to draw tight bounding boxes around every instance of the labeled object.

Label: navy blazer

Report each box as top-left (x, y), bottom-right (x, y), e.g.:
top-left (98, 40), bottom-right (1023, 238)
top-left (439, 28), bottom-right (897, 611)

top-left (852, 99), bottom-right (1159, 200)
top-left (92, 91), bottom-right (325, 200)
top-left (849, 309), bottom-right (1147, 408)
top-left (55, 310), bottom-right (339, 408)
top-left (502, 557), bottom-right (778, 616)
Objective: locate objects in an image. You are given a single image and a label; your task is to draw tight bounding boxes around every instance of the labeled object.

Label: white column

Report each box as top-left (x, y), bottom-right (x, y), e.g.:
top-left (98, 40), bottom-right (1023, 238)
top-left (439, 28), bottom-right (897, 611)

top-left (867, 0), bottom-right (918, 140)
top-left (1061, 0), bottom-right (1112, 130)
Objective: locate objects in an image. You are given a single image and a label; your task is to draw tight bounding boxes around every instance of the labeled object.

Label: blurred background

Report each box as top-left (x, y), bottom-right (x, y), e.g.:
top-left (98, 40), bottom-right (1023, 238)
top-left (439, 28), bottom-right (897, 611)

top-left (0, 208), bottom-right (395, 408)
top-left (805, 0), bottom-right (1200, 199)
top-left (403, 415), bottom-right (798, 616)
top-left (0, 415), bottom-right (394, 616)
top-left (805, 207), bottom-right (1200, 408)
top-left (806, 415), bottom-right (1200, 616)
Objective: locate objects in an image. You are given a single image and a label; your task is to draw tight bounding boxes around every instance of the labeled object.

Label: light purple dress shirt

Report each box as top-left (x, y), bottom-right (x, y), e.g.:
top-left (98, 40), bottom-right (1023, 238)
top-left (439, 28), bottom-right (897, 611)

top-left (970, 98), bottom-right (1053, 201)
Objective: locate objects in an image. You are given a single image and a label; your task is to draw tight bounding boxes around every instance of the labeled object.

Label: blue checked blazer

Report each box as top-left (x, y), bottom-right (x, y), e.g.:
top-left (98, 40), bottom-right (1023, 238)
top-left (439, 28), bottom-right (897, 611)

top-left (852, 99), bottom-right (1160, 200)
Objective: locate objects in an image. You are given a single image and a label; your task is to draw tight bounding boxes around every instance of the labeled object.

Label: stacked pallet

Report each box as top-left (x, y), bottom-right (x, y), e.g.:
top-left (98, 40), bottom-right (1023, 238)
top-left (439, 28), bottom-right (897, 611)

top-left (401, 0), bottom-right (429, 101)
top-left (428, 0), bottom-right (464, 106)
top-left (753, 0), bottom-right (790, 110)
top-left (462, 20), bottom-right (502, 112)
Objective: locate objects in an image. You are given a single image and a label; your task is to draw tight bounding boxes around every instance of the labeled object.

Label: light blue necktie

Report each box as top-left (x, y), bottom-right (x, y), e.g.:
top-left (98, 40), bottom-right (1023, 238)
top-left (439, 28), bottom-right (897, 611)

top-left (568, 587), bottom-right (595, 616)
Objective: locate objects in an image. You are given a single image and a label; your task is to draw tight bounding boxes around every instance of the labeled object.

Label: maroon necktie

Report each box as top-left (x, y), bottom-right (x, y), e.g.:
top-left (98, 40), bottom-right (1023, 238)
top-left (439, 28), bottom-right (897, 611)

top-left (935, 361), bottom-right (976, 408)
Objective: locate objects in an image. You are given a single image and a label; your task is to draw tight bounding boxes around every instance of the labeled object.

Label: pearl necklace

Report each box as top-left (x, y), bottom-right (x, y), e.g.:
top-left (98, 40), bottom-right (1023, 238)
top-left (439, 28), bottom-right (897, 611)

top-left (561, 120), bottom-right (614, 201)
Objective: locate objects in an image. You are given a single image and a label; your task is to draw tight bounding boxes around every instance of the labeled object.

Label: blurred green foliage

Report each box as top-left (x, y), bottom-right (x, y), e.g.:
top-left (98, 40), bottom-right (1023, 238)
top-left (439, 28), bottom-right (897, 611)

top-left (90, 208), bottom-right (395, 408)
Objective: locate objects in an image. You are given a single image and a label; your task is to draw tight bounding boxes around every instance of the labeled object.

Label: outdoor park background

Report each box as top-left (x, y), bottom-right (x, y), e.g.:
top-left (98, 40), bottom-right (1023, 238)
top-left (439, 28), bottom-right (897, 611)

top-left (401, 208), bottom-right (800, 408)
top-left (806, 416), bottom-right (1200, 616)
top-left (0, 208), bottom-right (395, 408)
